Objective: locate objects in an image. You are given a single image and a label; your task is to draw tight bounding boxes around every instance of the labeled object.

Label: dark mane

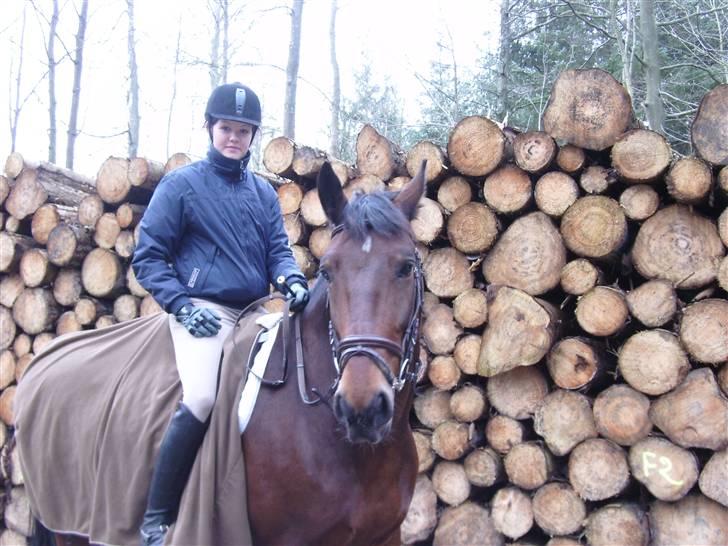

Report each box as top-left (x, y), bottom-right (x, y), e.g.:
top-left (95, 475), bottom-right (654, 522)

top-left (342, 191), bottom-right (412, 241)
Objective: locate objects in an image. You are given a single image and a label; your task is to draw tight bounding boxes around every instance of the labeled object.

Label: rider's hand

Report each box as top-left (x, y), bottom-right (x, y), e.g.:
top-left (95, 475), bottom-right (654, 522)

top-left (175, 304), bottom-right (222, 337)
top-left (288, 282), bottom-right (309, 311)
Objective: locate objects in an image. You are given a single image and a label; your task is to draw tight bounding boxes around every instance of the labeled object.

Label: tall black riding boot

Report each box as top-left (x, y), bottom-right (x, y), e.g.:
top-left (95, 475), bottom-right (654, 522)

top-left (140, 403), bottom-right (208, 546)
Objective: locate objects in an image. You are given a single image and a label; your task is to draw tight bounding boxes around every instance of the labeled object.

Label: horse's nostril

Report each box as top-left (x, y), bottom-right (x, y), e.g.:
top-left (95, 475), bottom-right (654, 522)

top-left (333, 393), bottom-right (347, 419)
top-left (376, 392), bottom-right (391, 416)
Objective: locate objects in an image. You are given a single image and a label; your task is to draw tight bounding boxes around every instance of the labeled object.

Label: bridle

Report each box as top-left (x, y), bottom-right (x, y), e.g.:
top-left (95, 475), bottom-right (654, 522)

top-left (300, 223), bottom-right (424, 405)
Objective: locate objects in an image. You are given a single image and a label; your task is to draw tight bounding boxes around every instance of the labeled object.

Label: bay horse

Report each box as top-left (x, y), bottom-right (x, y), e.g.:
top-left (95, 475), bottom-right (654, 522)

top-left (34, 161), bottom-right (427, 546)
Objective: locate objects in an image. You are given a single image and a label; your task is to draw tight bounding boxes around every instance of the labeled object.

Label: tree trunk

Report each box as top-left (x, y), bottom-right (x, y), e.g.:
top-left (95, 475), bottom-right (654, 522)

top-left (31, 203), bottom-right (76, 245)
top-left (491, 486), bottom-right (532, 540)
top-left (413, 388), bottom-right (452, 430)
top-left (504, 442), bottom-right (554, 490)
top-left (140, 294), bottom-right (163, 316)
top-left (486, 366), bottom-right (548, 420)
top-left (74, 297), bottom-right (112, 326)
top-left (580, 166), bottom-right (617, 194)
top-left (299, 188), bottom-right (327, 227)
top-left (356, 124), bottom-right (407, 181)
top-left (78, 194), bottom-right (105, 227)
top-left (113, 294), bottom-right (140, 322)
top-left (277, 183), bottom-right (304, 215)
top-left (0, 232), bottom-right (35, 272)
top-left (431, 420), bottom-right (470, 461)
top-left (576, 286), bottom-right (629, 337)
top-left (495, 0), bottom-right (511, 122)
top-left (66, 0), bottom-right (88, 170)
top-left (447, 116), bottom-right (505, 177)
top-left (513, 131), bottom-right (556, 174)
top-left (594, 384), bottom-right (652, 446)
top-left (46, 222), bottom-right (94, 267)
top-left (283, 0), bottom-right (304, 139)
top-left (649, 368), bottom-right (728, 450)
top-left (94, 212), bottom-right (121, 249)
top-left (406, 141), bottom-right (447, 184)
top-left (431, 461), bottom-right (470, 506)
top-left (47, 0), bottom-right (59, 163)
top-left (532, 482), bottom-right (586, 536)
top-left (619, 184), bottom-right (659, 221)
top-left (619, 329), bottom-right (692, 395)
top-left (446, 202), bottom-right (498, 255)
top-left (483, 165), bottom-right (532, 215)
top-left (560, 259), bottom-right (602, 295)
top-left (483, 212), bottom-right (565, 296)
top-left (478, 286), bottom-right (560, 377)
top-left (127, 158), bottom-right (164, 190)
top-left (698, 449), bottom-right (728, 507)
top-left (534, 172), bottom-right (578, 217)
top-left (282, 214), bottom-right (305, 245)
top-left (632, 205), bottom-right (724, 289)
top-left (561, 196), bottom-right (627, 260)
top-left (292, 145), bottom-right (328, 180)
top-left (127, 0), bottom-right (140, 158)
top-left (433, 503), bottom-right (502, 546)
top-left (422, 303), bottom-right (462, 356)
top-left (650, 495), bottom-right (728, 546)
top-left (543, 68), bottom-right (632, 151)
top-left (19, 248), bottom-right (57, 288)
top-left (0, 307), bottom-right (15, 351)
top-left (97, 157), bottom-right (150, 205)
top-left (679, 298), bottom-right (728, 365)
top-left (307, 227), bottom-right (331, 259)
top-left (436, 176), bottom-right (472, 213)
top-left (639, 0), bottom-right (665, 133)
top-left (629, 437), bottom-right (699, 501)
top-left (691, 84), bottom-right (728, 166)
top-left (423, 249), bottom-right (473, 299)
top-left (12, 287), bottom-right (60, 335)
top-left (81, 248), bottom-right (125, 298)
top-left (401, 475), bottom-right (437, 544)
top-left (56, 310), bottom-right (82, 335)
top-left (585, 504), bottom-right (649, 546)
top-left (568, 438), bottom-right (630, 501)
top-left (263, 137), bottom-right (297, 179)
top-left (611, 129), bottom-right (671, 183)
top-left (0, 350), bottom-right (16, 389)
top-left (534, 390), bottom-right (597, 456)
top-left (53, 268), bottom-right (83, 307)
top-left (665, 156), bottom-right (713, 204)
top-left (410, 197), bottom-right (444, 245)
top-left (453, 334), bottom-right (480, 375)
top-left (547, 337), bottom-right (607, 390)
top-left (115, 203), bottom-right (145, 229)
top-left (463, 447), bottom-right (501, 487)
top-left (555, 144), bottom-right (586, 174)
top-left (625, 279), bottom-right (676, 328)
top-left (452, 288), bottom-right (488, 329)
top-left (0, 274), bottom-right (25, 308)
top-left (485, 415), bottom-right (524, 455)
top-left (328, 0), bottom-right (340, 156)
top-left (164, 152), bottom-right (191, 173)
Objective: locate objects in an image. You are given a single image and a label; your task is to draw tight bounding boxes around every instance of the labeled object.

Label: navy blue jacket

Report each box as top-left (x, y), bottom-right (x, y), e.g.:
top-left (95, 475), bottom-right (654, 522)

top-left (132, 147), bottom-right (305, 314)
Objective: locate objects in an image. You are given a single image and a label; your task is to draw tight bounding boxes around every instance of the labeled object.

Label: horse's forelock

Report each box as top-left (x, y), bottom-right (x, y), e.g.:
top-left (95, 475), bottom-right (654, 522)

top-left (342, 191), bottom-right (412, 241)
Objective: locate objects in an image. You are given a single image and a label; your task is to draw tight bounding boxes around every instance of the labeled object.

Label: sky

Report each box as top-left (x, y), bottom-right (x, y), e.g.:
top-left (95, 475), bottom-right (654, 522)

top-left (1, 0), bottom-right (500, 178)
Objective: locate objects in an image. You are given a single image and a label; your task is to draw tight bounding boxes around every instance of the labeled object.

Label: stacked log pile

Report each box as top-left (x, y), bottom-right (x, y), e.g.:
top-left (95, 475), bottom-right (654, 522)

top-left (0, 68), bottom-right (726, 544)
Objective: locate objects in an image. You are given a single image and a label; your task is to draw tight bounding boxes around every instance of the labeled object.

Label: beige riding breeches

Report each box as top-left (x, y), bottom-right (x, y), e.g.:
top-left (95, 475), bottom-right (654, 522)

top-left (168, 298), bottom-right (241, 421)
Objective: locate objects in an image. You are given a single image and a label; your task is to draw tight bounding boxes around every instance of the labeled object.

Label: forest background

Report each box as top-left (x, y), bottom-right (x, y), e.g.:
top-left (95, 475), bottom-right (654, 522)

top-left (2, 0), bottom-right (727, 178)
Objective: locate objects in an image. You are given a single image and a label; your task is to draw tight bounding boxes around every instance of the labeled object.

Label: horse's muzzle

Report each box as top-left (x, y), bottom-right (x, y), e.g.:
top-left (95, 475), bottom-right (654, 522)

top-left (333, 390), bottom-right (393, 444)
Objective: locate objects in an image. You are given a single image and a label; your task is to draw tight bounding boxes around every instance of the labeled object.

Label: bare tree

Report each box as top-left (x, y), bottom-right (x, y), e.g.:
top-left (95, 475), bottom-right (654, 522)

top-left (208, 0), bottom-right (231, 89)
top-left (9, 4), bottom-right (28, 153)
top-left (127, 0), bottom-right (140, 157)
top-left (329, 0), bottom-right (340, 155)
top-left (640, 0), bottom-right (665, 132)
top-left (283, 0), bottom-right (304, 139)
top-left (66, 0), bottom-right (89, 170)
top-left (167, 20), bottom-right (182, 157)
top-left (48, 0), bottom-right (59, 162)
top-left (496, 0), bottom-right (512, 123)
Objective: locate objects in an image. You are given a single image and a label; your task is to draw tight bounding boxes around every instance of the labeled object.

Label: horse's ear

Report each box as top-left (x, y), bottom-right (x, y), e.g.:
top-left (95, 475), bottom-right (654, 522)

top-left (317, 162), bottom-right (348, 227)
top-left (393, 160), bottom-right (426, 220)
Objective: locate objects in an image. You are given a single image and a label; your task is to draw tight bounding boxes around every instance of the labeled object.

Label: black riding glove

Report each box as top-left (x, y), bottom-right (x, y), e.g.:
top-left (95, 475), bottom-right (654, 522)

top-left (288, 281), bottom-right (310, 311)
top-left (175, 303), bottom-right (222, 337)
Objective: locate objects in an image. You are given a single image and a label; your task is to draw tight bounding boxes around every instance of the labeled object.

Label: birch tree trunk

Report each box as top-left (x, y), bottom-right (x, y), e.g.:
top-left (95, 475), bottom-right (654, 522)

top-left (66, 0), bottom-right (89, 170)
top-left (48, 0), bottom-right (59, 163)
top-left (496, 0), bottom-right (511, 122)
top-left (10, 5), bottom-right (27, 153)
top-left (640, 0), bottom-right (665, 133)
top-left (127, 0), bottom-right (140, 158)
top-left (283, 0), bottom-right (304, 139)
top-left (328, 0), bottom-right (341, 156)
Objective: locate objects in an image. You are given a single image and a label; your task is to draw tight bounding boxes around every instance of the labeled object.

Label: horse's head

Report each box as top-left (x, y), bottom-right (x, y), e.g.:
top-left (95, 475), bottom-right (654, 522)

top-left (316, 161), bottom-right (426, 444)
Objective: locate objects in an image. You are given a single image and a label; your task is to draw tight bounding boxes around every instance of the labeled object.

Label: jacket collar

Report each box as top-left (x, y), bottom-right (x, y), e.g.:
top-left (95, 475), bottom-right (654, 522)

top-left (206, 145), bottom-right (251, 181)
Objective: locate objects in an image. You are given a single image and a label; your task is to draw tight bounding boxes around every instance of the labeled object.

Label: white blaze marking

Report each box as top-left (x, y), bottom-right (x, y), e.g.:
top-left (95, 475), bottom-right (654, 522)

top-left (362, 236), bottom-right (372, 253)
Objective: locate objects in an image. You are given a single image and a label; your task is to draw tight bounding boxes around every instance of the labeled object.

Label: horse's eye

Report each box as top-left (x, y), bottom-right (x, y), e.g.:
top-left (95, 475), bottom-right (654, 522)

top-left (319, 268), bottom-right (331, 282)
top-left (397, 262), bottom-right (414, 278)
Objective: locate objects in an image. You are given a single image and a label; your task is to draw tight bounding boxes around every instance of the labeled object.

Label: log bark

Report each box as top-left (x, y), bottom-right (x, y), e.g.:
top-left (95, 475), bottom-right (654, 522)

top-left (649, 368), bottom-right (728, 450)
top-left (513, 131), bottom-right (556, 174)
top-left (446, 202), bottom-right (498, 255)
top-left (127, 157), bottom-right (164, 190)
top-left (483, 212), bottom-right (566, 296)
top-left (164, 153), bottom-right (191, 174)
top-left (46, 222), bottom-right (94, 267)
top-left (449, 385), bottom-right (487, 422)
top-left (427, 355), bottom-right (461, 391)
top-left (679, 298), bottom-right (728, 364)
top-left (611, 129), bottom-right (671, 183)
top-left (555, 144), bottom-right (586, 174)
top-left (406, 141), bottom-right (446, 184)
top-left (543, 68), bottom-right (632, 151)
top-left (532, 482), bottom-right (586, 537)
top-left (559, 259), bottom-right (602, 295)
top-left (632, 205), bottom-right (725, 289)
top-left (432, 461), bottom-right (470, 506)
top-left (422, 303), bottom-right (463, 355)
top-left (410, 197), bottom-right (444, 245)
top-left (485, 415), bottom-right (524, 455)
top-left (650, 494), bottom-right (728, 546)
top-left (585, 504), bottom-right (649, 546)
top-left (422, 248), bottom-right (473, 299)
top-left (433, 502), bottom-right (503, 546)
top-left (447, 116), bottom-right (505, 177)
top-left (115, 203), bottom-right (145, 229)
top-left (491, 487), bottom-right (533, 540)
top-left (534, 390), bottom-right (597, 456)
top-left (534, 172), bottom-right (578, 217)
top-left (31, 203), bottom-right (76, 245)
top-left (463, 447), bottom-right (501, 487)
top-left (431, 420), bottom-right (470, 461)
top-left (453, 334), bottom-right (480, 375)
top-left (94, 212), bottom-right (121, 249)
top-left (629, 437), bottom-right (699, 501)
top-left (81, 248), bottom-right (125, 298)
top-left (699, 449), bottom-right (728, 507)
top-left (486, 366), bottom-right (548, 420)
top-left (619, 329), bottom-right (690, 395)
top-left (452, 289), bottom-right (488, 329)
top-left (482, 165), bottom-right (532, 215)
top-left (19, 248), bottom-right (57, 288)
top-left (575, 286), bottom-right (628, 336)
top-left (477, 286), bottom-right (559, 377)
top-left (568, 438), bottom-right (630, 501)
top-left (77, 194), bottom-right (105, 228)
top-left (579, 165), bottom-right (617, 194)
top-left (593, 384), bottom-right (652, 446)
top-left (619, 184), bottom-right (659, 221)
top-left (691, 83), bottom-right (728, 166)
top-left (546, 337), bottom-right (606, 390)
top-left (356, 124), bottom-right (406, 181)
top-left (666, 156), bottom-right (713, 204)
top-left (504, 442), bottom-right (554, 490)
top-left (277, 183), bottom-right (304, 215)
top-left (436, 176), bottom-right (472, 213)
top-left (413, 388), bottom-right (452, 429)
top-left (12, 288), bottom-right (60, 334)
top-left (560, 196), bottom-right (627, 260)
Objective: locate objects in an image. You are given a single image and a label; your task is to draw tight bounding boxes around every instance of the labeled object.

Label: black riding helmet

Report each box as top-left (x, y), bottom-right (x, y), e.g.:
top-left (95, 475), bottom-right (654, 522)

top-left (205, 82), bottom-right (261, 138)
